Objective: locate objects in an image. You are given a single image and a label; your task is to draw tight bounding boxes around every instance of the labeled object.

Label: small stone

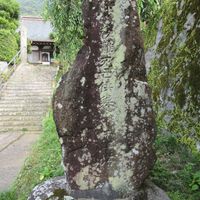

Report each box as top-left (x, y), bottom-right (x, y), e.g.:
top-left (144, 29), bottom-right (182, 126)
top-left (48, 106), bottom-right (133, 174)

top-left (27, 177), bottom-right (68, 200)
top-left (64, 196), bottom-right (74, 200)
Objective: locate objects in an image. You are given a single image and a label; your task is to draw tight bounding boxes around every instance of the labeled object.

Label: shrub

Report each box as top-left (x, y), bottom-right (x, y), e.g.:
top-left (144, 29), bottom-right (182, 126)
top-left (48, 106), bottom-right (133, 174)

top-left (0, 0), bottom-right (19, 20)
top-left (0, 29), bottom-right (18, 62)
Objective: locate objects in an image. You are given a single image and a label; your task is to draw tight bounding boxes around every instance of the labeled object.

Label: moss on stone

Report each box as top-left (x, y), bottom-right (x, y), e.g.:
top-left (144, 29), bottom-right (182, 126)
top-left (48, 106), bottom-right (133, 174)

top-left (146, 0), bottom-right (200, 149)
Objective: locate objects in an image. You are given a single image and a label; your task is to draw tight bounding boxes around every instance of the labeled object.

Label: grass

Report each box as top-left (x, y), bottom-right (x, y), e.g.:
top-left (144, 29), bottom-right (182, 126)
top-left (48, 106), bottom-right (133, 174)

top-left (0, 111), bottom-right (64, 200)
top-left (151, 131), bottom-right (200, 200)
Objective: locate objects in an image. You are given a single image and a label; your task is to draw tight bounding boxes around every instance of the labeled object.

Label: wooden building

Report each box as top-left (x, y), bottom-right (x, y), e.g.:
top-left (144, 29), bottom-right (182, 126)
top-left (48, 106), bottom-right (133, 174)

top-left (21, 16), bottom-right (55, 65)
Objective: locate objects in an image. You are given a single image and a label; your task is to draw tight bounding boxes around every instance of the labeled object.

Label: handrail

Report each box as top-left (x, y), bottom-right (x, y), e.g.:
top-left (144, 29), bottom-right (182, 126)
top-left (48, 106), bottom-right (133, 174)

top-left (6, 50), bottom-right (21, 68)
top-left (0, 50), bottom-right (22, 89)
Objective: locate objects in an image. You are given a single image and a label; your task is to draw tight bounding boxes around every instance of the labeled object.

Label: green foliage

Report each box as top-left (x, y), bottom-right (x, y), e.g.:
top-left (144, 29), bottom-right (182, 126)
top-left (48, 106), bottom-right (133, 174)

top-left (141, 1), bottom-right (200, 199)
top-left (0, 17), bottom-right (16, 30)
top-left (0, 29), bottom-right (18, 61)
top-left (147, 0), bottom-right (200, 148)
top-left (190, 171), bottom-right (200, 192)
top-left (0, 0), bottom-right (19, 20)
top-left (0, 0), bottom-right (19, 62)
top-left (0, 191), bottom-right (17, 200)
top-left (168, 192), bottom-right (186, 200)
top-left (151, 131), bottom-right (200, 200)
top-left (138, 0), bottom-right (162, 49)
top-left (0, 0), bottom-right (19, 32)
top-left (45, 0), bottom-right (83, 70)
top-left (0, 72), bottom-right (9, 82)
top-left (149, 0), bottom-right (200, 108)
top-left (27, 40), bottom-right (32, 54)
top-left (137, 0), bottom-right (161, 23)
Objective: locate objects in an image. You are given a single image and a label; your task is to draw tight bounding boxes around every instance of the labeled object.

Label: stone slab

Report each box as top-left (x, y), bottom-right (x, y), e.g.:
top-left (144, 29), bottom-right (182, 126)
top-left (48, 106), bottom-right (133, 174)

top-left (0, 132), bottom-right (24, 152)
top-left (28, 177), bottom-right (170, 200)
top-left (0, 134), bottom-right (39, 192)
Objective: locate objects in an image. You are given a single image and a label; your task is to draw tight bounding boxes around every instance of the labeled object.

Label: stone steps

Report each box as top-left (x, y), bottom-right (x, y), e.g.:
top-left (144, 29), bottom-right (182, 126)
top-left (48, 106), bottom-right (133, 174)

top-left (0, 96), bottom-right (51, 100)
top-left (0, 116), bottom-right (42, 121)
top-left (2, 90), bottom-right (52, 94)
top-left (0, 126), bottom-right (42, 133)
top-left (0, 64), bottom-right (57, 191)
top-left (4, 90), bottom-right (52, 94)
top-left (0, 111), bottom-right (46, 116)
top-left (5, 84), bottom-right (52, 86)
top-left (0, 110), bottom-right (47, 114)
top-left (7, 83), bottom-right (51, 86)
top-left (3, 87), bottom-right (52, 90)
top-left (0, 94), bottom-right (52, 98)
top-left (0, 105), bottom-right (48, 109)
top-left (5, 87), bottom-right (52, 89)
top-left (1, 131), bottom-right (41, 136)
top-left (0, 120), bottom-right (42, 127)
top-left (0, 100), bottom-right (50, 104)
top-left (0, 93), bottom-right (52, 96)
top-left (0, 103), bottom-right (48, 108)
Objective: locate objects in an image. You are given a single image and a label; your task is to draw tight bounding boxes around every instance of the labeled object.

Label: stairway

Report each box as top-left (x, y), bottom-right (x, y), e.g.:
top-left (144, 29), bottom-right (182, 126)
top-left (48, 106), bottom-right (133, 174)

top-left (0, 64), bottom-right (57, 191)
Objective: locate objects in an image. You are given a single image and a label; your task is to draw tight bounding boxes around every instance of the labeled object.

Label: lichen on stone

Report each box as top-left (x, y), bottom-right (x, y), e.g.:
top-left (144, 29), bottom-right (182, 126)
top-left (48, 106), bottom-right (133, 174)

top-left (53, 0), bottom-right (156, 195)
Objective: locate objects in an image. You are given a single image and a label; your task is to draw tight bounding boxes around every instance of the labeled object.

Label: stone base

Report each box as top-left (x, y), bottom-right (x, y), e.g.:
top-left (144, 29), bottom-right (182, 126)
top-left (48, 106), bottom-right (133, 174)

top-left (28, 177), bottom-right (170, 200)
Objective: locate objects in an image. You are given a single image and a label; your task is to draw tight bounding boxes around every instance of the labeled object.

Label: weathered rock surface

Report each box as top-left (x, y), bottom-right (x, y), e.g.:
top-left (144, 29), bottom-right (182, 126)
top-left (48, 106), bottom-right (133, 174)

top-left (28, 177), bottom-right (170, 200)
top-left (28, 177), bottom-right (68, 200)
top-left (145, 0), bottom-right (200, 151)
top-left (53, 0), bottom-right (156, 197)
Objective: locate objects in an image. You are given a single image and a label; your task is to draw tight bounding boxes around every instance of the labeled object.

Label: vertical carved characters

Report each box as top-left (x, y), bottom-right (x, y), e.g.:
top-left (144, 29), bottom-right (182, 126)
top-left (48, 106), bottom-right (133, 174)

top-left (53, 0), bottom-right (156, 196)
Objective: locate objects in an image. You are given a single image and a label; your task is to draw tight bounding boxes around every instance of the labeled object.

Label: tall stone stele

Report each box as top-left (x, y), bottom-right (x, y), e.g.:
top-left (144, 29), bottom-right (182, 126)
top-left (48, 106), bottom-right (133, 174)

top-left (53, 0), bottom-right (166, 199)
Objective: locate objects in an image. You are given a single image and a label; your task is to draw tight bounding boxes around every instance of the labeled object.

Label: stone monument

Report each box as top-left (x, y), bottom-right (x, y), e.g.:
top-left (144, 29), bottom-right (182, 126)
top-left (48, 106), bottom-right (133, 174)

top-left (53, 0), bottom-right (156, 197)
